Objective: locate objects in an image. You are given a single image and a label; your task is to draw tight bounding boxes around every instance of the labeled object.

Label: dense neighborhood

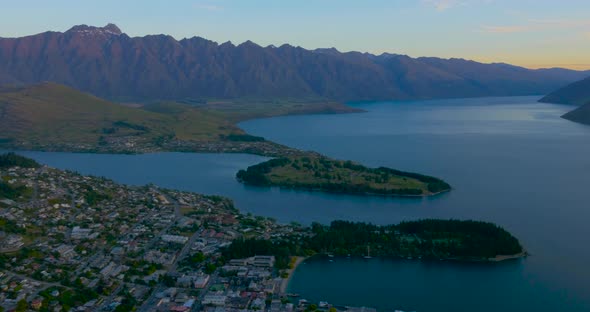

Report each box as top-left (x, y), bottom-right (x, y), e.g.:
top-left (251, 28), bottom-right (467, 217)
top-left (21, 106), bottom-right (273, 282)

top-left (0, 155), bottom-right (376, 312)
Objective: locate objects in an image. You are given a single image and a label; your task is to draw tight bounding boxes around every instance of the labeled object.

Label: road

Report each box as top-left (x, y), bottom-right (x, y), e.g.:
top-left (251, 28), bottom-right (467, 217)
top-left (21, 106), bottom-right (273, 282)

top-left (137, 191), bottom-right (187, 312)
top-left (96, 189), bottom-right (199, 311)
top-left (97, 283), bottom-right (125, 311)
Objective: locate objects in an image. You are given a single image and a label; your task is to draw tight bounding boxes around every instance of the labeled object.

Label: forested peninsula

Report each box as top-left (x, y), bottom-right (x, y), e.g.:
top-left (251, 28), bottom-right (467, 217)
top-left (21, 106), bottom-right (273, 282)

top-left (236, 156), bottom-right (451, 197)
top-left (223, 219), bottom-right (526, 268)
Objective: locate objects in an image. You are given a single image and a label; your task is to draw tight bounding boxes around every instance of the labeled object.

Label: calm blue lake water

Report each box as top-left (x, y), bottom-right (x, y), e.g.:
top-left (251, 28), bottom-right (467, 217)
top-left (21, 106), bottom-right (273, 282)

top-left (6, 96), bottom-right (590, 311)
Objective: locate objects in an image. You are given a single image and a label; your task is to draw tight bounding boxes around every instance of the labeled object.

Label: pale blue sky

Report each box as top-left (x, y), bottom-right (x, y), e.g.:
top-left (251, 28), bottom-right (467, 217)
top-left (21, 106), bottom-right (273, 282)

top-left (1, 0), bottom-right (589, 69)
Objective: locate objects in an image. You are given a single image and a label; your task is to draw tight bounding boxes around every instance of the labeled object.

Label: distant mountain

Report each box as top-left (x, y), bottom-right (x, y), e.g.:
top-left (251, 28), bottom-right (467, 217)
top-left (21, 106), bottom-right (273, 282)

top-left (539, 76), bottom-right (590, 125)
top-left (0, 24), bottom-right (588, 102)
top-left (539, 76), bottom-right (590, 106)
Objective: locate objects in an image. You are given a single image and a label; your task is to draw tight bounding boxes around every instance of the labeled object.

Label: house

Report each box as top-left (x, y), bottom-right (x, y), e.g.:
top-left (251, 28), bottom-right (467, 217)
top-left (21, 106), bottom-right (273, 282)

top-left (31, 299), bottom-right (43, 310)
top-left (229, 258), bottom-right (249, 266)
top-left (194, 275), bottom-right (210, 289)
top-left (110, 247), bottom-right (125, 257)
top-left (171, 275), bottom-right (188, 287)
top-left (183, 299), bottom-right (195, 308)
top-left (71, 226), bottom-right (92, 239)
top-left (226, 296), bottom-right (250, 309)
top-left (161, 234), bottom-right (188, 244)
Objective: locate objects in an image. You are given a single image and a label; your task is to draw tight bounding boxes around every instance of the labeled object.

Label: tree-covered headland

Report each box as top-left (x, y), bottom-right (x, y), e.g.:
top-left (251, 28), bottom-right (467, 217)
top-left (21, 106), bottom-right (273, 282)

top-left (237, 156), bottom-right (451, 196)
top-left (222, 219), bottom-right (524, 267)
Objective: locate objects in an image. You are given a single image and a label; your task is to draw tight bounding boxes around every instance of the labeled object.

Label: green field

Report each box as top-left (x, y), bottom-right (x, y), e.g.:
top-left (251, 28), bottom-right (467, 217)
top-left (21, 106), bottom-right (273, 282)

top-left (236, 156), bottom-right (451, 196)
top-left (185, 97), bottom-right (364, 123)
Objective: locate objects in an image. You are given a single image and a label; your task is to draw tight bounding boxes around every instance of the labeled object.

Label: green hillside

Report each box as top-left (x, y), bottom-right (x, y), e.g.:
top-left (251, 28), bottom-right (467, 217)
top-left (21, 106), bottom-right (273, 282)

top-left (0, 83), bottom-right (242, 150)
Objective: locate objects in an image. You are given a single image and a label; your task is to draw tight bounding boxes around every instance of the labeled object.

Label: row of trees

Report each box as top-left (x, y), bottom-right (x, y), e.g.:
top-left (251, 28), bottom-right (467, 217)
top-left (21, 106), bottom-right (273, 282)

top-left (221, 237), bottom-right (309, 269)
top-left (0, 152), bottom-right (40, 168)
top-left (0, 217), bottom-right (26, 234)
top-left (0, 181), bottom-right (30, 200)
top-left (83, 185), bottom-right (112, 205)
top-left (112, 120), bottom-right (149, 132)
top-left (236, 158), bottom-right (291, 186)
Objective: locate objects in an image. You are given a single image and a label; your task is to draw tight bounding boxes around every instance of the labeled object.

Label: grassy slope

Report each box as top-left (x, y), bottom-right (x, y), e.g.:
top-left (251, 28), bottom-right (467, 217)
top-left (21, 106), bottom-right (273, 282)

top-left (0, 83), bottom-right (241, 146)
top-left (0, 83), bottom-right (362, 147)
top-left (140, 101), bottom-right (240, 141)
top-left (177, 97), bottom-right (364, 123)
top-left (270, 165), bottom-right (426, 191)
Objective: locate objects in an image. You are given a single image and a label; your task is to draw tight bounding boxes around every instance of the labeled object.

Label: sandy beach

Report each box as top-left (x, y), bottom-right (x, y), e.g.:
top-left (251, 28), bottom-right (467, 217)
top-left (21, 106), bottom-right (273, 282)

top-left (280, 256), bottom-right (307, 294)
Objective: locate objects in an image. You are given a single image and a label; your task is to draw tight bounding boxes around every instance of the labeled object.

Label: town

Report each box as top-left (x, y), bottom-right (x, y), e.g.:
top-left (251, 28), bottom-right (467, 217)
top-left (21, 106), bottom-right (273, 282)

top-left (0, 154), bottom-right (376, 312)
top-left (1, 136), bottom-right (317, 159)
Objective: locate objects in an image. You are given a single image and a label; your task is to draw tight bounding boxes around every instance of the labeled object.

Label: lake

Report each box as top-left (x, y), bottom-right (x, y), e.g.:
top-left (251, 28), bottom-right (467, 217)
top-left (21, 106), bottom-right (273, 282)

top-left (7, 96), bottom-right (590, 311)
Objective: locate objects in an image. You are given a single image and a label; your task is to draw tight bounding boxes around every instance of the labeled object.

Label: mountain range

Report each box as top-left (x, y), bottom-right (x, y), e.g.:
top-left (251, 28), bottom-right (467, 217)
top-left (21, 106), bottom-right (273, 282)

top-left (0, 23), bottom-right (588, 102)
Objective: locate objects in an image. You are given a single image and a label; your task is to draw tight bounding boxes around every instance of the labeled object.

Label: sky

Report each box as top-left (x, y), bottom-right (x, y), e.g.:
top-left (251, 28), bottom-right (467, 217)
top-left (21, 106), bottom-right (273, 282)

top-left (0, 0), bottom-right (589, 70)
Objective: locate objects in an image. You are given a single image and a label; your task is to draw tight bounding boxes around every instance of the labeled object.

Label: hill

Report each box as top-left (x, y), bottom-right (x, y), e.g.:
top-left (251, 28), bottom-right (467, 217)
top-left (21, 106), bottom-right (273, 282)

top-left (0, 82), bottom-right (290, 153)
top-left (562, 102), bottom-right (590, 125)
top-left (539, 76), bottom-right (590, 125)
top-left (539, 76), bottom-right (590, 106)
top-left (0, 24), bottom-right (588, 102)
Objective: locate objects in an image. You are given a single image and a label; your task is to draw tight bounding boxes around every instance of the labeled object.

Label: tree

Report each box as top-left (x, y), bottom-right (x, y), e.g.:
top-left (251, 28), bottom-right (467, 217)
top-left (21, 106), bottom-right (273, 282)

top-left (15, 299), bottom-right (28, 312)
top-left (0, 153), bottom-right (40, 168)
top-left (161, 275), bottom-right (176, 287)
top-left (204, 263), bottom-right (217, 274)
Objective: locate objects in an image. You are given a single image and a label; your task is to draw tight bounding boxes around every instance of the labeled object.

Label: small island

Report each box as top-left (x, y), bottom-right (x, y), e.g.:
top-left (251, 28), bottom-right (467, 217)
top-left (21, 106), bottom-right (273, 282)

top-left (236, 156), bottom-right (451, 196)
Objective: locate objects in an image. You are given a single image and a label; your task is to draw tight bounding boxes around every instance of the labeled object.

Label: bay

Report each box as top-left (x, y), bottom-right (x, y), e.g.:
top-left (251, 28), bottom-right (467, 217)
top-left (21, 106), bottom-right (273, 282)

top-left (241, 96), bottom-right (590, 312)
top-left (6, 96), bottom-right (590, 311)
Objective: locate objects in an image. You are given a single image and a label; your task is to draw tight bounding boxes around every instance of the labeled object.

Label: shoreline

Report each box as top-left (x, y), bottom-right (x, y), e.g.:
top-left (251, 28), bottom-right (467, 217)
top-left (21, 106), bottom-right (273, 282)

top-left (280, 256), bottom-right (307, 294)
top-left (238, 182), bottom-right (451, 198)
top-left (0, 101), bottom-right (365, 158)
top-left (276, 251), bottom-right (526, 296)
